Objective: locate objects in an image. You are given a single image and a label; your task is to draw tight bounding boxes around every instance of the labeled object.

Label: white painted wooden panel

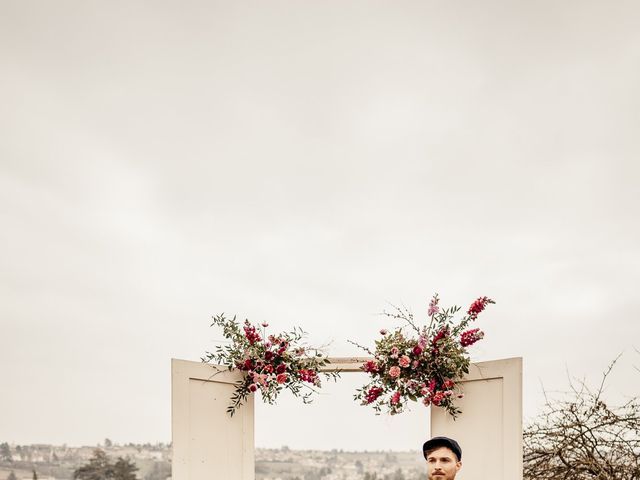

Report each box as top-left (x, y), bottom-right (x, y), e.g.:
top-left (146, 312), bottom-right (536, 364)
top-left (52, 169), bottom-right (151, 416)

top-left (172, 359), bottom-right (255, 480)
top-left (430, 357), bottom-right (522, 480)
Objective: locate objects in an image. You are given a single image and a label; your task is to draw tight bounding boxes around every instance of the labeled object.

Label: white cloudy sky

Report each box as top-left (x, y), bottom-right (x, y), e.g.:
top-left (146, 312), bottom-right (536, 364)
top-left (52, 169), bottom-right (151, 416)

top-left (1, 0), bottom-right (639, 450)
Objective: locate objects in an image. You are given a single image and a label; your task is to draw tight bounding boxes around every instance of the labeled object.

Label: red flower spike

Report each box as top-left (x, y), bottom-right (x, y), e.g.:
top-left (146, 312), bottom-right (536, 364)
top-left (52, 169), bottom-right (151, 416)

top-left (460, 328), bottom-right (484, 347)
top-left (467, 296), bottom-right (495, 320)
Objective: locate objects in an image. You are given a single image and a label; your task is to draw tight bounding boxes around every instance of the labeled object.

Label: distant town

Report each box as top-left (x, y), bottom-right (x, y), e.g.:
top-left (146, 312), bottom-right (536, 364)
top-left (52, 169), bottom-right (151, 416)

top-left (0, 442), bottom-right (426, 480)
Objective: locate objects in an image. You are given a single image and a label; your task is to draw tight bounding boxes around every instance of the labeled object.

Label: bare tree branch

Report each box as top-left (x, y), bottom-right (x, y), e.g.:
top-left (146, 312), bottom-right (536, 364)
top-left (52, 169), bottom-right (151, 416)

top-left (524, 357), bottom-right (640, 480)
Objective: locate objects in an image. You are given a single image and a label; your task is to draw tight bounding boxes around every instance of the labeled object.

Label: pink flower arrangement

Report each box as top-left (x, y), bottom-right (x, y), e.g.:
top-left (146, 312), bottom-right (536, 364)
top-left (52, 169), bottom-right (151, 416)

top-left (203, 315), bottom-right (340, 416)
top-left (351, 293), bottom-right (495, 417)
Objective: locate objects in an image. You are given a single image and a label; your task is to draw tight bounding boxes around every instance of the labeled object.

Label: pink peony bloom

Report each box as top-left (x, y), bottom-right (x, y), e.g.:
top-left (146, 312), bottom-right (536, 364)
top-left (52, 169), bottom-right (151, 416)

top-left (389, 366), bottom-right (401, 378)
top-left (399, 355), bottom-right (411, 368)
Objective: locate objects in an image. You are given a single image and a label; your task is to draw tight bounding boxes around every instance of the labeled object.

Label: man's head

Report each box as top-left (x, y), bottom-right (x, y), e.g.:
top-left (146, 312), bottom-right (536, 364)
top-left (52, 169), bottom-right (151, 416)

top-left (422, 437), bottom-right (462, 480)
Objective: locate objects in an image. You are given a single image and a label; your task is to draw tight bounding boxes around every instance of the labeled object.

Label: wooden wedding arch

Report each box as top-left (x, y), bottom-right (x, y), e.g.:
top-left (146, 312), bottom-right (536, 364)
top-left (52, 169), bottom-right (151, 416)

top-left (171, 357), bottom-right (522, 480)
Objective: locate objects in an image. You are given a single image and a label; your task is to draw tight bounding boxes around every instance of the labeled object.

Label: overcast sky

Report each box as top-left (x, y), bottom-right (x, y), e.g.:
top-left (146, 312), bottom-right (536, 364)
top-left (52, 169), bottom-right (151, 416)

top-left (1, 0), bottom-right (639, 451)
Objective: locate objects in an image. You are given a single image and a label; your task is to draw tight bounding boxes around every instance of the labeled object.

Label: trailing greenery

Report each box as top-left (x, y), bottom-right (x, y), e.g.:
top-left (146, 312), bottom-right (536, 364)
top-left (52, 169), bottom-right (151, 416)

top-left (203, 314), bottom-right (340, 416)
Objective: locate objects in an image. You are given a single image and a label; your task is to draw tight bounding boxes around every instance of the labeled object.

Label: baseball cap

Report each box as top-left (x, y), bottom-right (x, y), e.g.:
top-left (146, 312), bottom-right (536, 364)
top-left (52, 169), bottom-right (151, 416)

top-left (422, 436), bottom-right (462, 461)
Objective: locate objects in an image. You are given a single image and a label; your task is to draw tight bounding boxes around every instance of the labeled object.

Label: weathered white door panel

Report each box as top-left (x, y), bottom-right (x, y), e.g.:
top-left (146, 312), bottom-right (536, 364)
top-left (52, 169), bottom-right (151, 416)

top-left (431, 357), bottom-right (522, 480)
top-left (172, 359), bottom-right (255, 480)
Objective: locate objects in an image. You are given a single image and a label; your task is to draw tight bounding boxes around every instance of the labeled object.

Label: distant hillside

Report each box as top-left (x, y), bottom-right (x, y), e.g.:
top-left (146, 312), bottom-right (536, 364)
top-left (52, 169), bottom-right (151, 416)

top-left (0, 443), bottom-right (425, 480)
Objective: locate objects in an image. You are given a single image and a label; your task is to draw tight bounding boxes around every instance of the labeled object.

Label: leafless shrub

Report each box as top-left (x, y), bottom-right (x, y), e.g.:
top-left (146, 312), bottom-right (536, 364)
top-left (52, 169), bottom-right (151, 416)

top-left (524, 356), bottom-right (640, 480)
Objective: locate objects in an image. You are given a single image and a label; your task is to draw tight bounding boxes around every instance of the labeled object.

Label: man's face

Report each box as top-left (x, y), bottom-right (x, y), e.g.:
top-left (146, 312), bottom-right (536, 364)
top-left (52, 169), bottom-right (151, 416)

top-left (426, 446), bottom-right (462, 480)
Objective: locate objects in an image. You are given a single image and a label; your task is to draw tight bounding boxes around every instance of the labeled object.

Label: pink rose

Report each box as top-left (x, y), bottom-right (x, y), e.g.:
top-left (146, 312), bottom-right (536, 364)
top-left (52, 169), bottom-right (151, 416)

top-left (399, 355), bottom-right (411, 368)
top-left (276, 373), bottom-right (288, 384)
top-left (432, 392), bottom-right (444, 405)
top-left (389, 366), bottom-right (401, 378)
